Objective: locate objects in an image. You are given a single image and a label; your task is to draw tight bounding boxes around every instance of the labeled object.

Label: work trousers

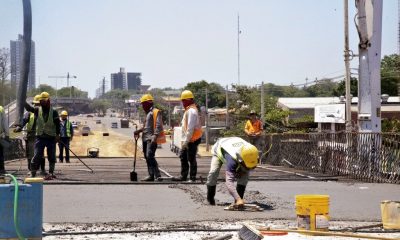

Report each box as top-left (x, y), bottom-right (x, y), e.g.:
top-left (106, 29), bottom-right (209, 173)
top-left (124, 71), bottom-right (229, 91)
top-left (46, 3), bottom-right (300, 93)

top-left (206, 156), bottom-right (249, 187)
top-left (0, 145), bottom-right (4, 173)
top-left (31, 137), bottom-right (56, 174)
top-left (26, 136), bottom-right (45, 171)
top-left (58, 137), bottom-right (70, 162)
top-left (142, 140), bottom-right (161, 178)
top-left (179, 138), bottom-right (201, 181)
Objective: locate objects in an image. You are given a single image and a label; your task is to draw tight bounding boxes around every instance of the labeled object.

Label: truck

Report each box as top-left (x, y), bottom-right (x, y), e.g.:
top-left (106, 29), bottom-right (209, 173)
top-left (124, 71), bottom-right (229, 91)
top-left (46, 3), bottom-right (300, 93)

top-left (120, 118), bottom-right (129, 128)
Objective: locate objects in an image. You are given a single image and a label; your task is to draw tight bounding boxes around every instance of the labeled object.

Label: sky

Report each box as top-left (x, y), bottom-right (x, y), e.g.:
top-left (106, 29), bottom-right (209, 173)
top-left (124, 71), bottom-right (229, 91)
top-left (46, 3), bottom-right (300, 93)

top-left (0, 0), bottom-right (398, 98)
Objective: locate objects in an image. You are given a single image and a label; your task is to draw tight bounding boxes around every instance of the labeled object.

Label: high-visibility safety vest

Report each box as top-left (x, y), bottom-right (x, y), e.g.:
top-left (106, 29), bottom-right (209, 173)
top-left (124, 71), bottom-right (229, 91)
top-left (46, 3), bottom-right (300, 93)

top-left (182, 104), bottom-right (202, 142)
top-left (61, 120), bottom-right (72, 137)
top-left (152, 108), bottom-right (166, 144)
top-left (36, 107), bottom-right (56, 137)
top-left (27, 113), bottom-right (35, 133)
top-left (212, 137), bottom-right (247, 164)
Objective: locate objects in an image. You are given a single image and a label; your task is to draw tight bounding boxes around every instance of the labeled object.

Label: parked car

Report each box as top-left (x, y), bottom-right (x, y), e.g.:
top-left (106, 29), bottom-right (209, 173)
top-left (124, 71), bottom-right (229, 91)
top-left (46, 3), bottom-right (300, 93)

top-left (86, 114), bottom-right (94, 118)
top-left (81, 126), bottom-right (91, 136)
top-left (72, 123), bottom-right (78, 129)
top-left (96, 119), bottom-right (101, 124)
top-left (120, 119), bottom-right (129, 128)
top-left (111, 122), bottom-right (118, 128)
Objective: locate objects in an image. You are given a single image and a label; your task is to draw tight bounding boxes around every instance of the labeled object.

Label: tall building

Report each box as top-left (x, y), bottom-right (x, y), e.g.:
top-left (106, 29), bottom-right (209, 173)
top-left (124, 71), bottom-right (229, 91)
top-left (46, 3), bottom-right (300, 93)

top-left (111, 67), bottom-right (127, 90)
top-left (127, 72), bottom-right (142, 91)
top-left (10, 34), bottom-right (36, 91)
top-left (110, 68), bottom-right (142, 91)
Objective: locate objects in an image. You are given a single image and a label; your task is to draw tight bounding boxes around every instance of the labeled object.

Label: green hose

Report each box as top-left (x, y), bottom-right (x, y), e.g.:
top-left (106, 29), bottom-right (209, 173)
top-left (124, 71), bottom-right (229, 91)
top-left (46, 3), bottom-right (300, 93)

top-left (4, 174), bottom-right (25, 240)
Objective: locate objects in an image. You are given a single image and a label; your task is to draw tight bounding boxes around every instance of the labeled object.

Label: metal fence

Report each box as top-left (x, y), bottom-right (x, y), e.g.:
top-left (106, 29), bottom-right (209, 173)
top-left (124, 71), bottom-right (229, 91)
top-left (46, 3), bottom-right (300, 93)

top-left (262, 133), bottom-right (400, 183)
top-left (4, 139), bottom-right (25, 161)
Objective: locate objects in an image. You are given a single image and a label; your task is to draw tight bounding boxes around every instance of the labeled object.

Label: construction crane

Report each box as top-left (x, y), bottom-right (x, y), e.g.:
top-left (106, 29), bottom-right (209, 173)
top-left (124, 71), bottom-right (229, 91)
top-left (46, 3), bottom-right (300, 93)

top-left (48, 72), bottom-right (77, 99)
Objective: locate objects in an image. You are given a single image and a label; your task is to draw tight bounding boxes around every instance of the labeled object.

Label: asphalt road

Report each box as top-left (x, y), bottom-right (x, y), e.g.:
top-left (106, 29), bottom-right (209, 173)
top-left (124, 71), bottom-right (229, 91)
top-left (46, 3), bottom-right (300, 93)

top-left (43, 181), bottom-right (400, 223)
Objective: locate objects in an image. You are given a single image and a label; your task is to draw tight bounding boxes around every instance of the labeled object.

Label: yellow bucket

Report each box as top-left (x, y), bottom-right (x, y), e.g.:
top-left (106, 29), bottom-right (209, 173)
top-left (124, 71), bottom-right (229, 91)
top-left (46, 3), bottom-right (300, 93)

top-left (381, 200), bottom-right (400, 230)
top-left (296, 195), bottom-right (330, 232)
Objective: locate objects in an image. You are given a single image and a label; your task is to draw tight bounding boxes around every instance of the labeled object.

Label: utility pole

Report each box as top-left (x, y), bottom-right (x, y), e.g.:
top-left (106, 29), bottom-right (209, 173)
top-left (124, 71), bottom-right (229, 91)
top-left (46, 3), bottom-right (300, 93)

top-left (205, 88), bottom-right (209, 151)
top-left (356, 0), bottom-right (383, 132)
top-left (344, 0), bottom-right (352, 131)
top-left (260, 81), bottom-right (265, 123)
top-left (237, 13), bottom-right (241, 85)
top-left (225, 85), bottom-right (229, 127)
top-left (168, 95), bottom-right (171, 127)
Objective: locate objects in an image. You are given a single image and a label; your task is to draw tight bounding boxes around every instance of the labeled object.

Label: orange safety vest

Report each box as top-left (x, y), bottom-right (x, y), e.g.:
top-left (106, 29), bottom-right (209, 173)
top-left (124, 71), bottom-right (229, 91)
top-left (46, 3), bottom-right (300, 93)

top-left (152, 108), bottom-right (166, 144)
top-left (183, 104), bottom-right (203, 142)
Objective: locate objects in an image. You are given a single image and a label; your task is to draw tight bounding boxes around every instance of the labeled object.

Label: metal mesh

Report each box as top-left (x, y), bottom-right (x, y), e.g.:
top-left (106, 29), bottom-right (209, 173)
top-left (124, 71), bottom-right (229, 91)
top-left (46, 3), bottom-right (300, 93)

top-left (4, 138), bottom-right (25, 161)
top-left (262, 133), bottom-right (400, 184)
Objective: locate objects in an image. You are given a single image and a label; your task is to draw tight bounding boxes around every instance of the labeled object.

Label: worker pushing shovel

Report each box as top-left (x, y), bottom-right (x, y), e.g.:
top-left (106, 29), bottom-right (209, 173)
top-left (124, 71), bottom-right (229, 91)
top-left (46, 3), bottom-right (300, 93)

top-left (206, 137), bottom-right (259, 209)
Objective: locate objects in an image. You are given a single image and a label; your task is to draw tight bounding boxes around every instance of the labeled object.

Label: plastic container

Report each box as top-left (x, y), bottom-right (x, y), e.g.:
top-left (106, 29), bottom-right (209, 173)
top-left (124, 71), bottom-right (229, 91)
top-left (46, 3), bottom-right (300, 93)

top-left (295, 194), bottom-right (330, 232)
top-left (0, 177), bottom-right (43, 239)
top-left (381, 200), bottom-right (400, 230)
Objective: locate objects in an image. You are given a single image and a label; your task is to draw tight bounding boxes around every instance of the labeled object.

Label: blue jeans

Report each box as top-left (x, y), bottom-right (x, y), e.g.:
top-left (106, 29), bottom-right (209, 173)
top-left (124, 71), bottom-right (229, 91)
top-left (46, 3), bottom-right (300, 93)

top-left (31, 137), bottom-right (56, 174)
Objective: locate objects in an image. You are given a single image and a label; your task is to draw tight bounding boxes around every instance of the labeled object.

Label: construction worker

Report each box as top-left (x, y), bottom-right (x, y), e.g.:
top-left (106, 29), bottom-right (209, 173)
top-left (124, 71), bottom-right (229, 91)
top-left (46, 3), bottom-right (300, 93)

top-left (206, 137), bottom-right (258, 206)
top-left (0, 105), bottom-right (10, 175)
top-left (58, 110), bottom-right (74, 163)
top-left (134, 94), bottom-right (164, 181)
top-left (14, 95), bottom-right (46, 174)
top-left (244, 110), bottom-right (263, 149)
top-left (173, 90), bottom-right (202, 182)
top-left (25, 92), bottom-right (60, 179)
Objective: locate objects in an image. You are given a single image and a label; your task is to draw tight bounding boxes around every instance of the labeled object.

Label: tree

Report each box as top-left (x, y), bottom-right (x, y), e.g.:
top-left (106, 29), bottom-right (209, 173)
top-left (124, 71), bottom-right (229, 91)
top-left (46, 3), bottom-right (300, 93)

top-left (28, 84), bottom-right (56, 97)
top-left (0, 48), bottom-right (11, 105)
top-left (101, 89), bottom-right (130, 111)
top-left (333, 77), bottom-right (358, 97)
top-left (381, 54), bottom-right (400, 96)
top-left (183, 80), bottom-right (225, 108)
top-left (90, 99), bottom-right (111, 114)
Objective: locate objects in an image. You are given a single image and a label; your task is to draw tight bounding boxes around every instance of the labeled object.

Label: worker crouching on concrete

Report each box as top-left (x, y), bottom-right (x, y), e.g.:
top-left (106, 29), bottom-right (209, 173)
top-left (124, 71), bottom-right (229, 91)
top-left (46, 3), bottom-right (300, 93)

top-left (59, 110), bottom-right (74, 163)
top-left (14, 95), bottom-right (46, 174)
top-left (134, 94), bottom-right (165, 181)
top-left (206, 137), bottom-right (258, 207)
top-left (0, 105), bottom-right (10, 175)
top-left (173, 90), bottom-right (202, 182)
top-left (25, 92), bottom-right (60, 179)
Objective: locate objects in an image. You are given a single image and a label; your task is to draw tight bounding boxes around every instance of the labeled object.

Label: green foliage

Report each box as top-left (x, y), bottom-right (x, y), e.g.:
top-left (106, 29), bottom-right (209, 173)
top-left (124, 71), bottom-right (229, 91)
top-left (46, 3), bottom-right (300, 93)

top-left (183, 80), bottom-right (225, 108)
top-left (28, 84), bottom-right (56, 97)
top-left (333, 77), bottom-right (358, 97)
top-left (101, 89), bottom-right (130, 110)
top-left (381, 54), bottom-right (400, 96)
top-left (382, 119), bottom-right (400, 133)
top-left (90, 99), bottom-right (111, 114)
top-left (28, 84), bottom-right (88, 99)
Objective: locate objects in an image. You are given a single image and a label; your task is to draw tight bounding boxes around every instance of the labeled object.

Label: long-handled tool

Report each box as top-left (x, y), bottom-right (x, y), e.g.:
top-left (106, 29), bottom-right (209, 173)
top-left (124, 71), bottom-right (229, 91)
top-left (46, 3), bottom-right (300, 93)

top-left (130, 126), bottom-right (139, 181)
top-left (59, 141), bottom-right (94, 173)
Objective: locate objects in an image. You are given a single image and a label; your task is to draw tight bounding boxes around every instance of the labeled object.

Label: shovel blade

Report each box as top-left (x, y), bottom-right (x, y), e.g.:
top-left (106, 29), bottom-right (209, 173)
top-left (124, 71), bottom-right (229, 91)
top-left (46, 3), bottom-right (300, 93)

top-left (130, 171), bottom-right (138, 181)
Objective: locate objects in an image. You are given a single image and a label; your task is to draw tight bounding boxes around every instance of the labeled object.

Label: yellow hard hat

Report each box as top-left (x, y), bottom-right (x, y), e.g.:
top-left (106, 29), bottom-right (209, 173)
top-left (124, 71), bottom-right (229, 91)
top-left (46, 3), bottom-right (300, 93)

top-left (61, 110), bottom-right (68, 116)
top-left (140, 94), bottom-right (154, 103)
top-left (240, 144), bottom-right (259, 169)
top-left (181, 90), bottom-right (194, 100)
top-left (32, 95), bottom-right (41, 104)
top-left (40, 92), bottom-right (50, 100)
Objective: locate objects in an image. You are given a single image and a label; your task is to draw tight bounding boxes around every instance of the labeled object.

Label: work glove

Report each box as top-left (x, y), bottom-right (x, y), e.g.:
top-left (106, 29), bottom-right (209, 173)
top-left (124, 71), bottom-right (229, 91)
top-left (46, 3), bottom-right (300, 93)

top-left (235, 198), bottom-right (245, 208)
top-left (14, 126), bottom-right (22, 133)
top-left (181, 141), bottom-right (189, 150)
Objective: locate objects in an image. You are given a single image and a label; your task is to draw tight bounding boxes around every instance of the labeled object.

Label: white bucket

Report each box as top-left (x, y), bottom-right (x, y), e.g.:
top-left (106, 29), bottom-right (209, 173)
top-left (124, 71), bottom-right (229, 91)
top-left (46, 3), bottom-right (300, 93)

top-left (381, 200), bottom-right (400, 230)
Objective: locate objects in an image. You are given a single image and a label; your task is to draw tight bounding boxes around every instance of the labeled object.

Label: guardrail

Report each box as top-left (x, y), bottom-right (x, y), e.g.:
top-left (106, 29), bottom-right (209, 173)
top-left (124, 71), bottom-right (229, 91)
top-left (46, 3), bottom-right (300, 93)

top-left (262, 133), bottom-right (400, 184)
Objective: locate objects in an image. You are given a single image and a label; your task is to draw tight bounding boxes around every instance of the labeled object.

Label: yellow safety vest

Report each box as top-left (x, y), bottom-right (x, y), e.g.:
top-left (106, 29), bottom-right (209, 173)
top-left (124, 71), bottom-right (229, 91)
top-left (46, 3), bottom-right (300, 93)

top-left (36, 107), bottom-right (56, 137)
top-left (27, 113), bottom-right (35, 133)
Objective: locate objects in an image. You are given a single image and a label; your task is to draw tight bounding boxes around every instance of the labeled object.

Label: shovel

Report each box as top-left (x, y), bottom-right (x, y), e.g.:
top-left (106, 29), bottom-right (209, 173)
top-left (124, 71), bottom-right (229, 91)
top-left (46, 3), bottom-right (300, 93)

top-left (130, 126), bottom-right (140, 181)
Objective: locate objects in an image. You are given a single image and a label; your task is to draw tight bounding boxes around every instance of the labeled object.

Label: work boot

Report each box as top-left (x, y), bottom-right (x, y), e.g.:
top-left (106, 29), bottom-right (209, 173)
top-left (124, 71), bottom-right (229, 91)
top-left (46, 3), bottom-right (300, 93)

top-left (172, 176), bottom-right (186, 181)
top-left (236, 184), bottom-right (246, 199)
top-left (207, 185), bottom-right (216, 205)
top-left (30, 171), bottom-right (37, 177)
top-left (141, 176), bottom-right (154, 181)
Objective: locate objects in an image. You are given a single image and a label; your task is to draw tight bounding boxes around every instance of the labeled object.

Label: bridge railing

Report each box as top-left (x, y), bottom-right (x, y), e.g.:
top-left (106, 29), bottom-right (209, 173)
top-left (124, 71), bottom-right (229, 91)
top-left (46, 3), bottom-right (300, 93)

top-left (262, 133), bottom-right (400, 184)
